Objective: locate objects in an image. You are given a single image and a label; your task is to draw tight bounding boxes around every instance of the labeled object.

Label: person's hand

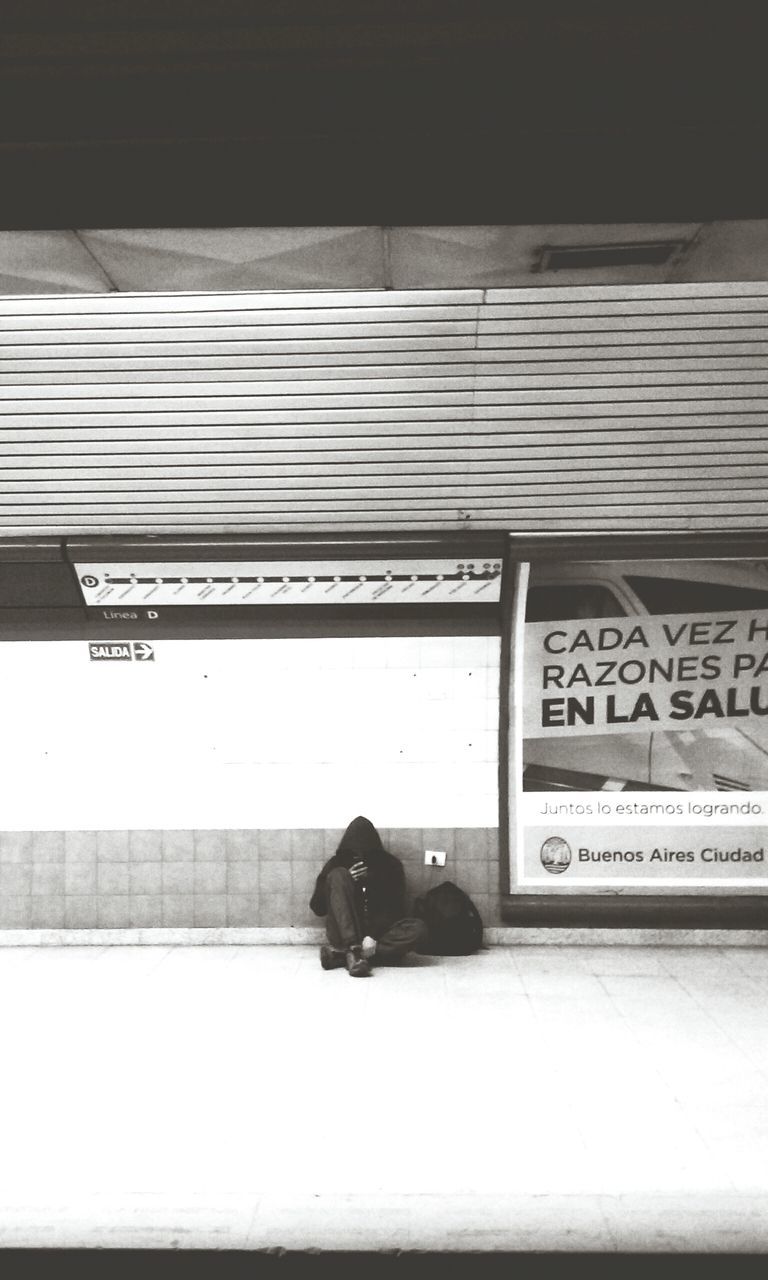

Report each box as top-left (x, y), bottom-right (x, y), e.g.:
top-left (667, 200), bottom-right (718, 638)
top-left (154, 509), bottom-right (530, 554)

top-left (349, 861), bottom-right (368, 882)
top-left (362, 935), bottom-right (377, 959)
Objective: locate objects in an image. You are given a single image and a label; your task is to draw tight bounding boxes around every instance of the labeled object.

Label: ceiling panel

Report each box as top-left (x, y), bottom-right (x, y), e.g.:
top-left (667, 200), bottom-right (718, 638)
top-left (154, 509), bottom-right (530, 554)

top-left (0, 230), bottom-right (111, 294)
top-left (77, 226), bottom-right (386, 292)
top-left (1, 222), bottom-right (768, 297)
top-left (389, 224), bottom-right (705, 288)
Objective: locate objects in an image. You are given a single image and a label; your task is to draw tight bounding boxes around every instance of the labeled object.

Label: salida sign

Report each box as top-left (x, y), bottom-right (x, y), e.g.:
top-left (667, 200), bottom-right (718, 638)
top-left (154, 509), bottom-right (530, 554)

top-left (524, 611), bottom-right (768, 737)
top-left (88, 642), bottom-right (155, 662)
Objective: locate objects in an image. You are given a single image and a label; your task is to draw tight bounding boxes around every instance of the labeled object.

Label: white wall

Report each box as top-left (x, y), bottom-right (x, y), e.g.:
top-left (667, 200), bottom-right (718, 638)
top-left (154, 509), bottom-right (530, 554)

top-left (2, 634), bottom-right (499, 830)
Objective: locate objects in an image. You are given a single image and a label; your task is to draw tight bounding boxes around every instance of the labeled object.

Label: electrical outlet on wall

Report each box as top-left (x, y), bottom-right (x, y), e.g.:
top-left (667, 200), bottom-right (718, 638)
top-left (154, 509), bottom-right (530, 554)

top-left (424, 850), bottom-right (447, 867)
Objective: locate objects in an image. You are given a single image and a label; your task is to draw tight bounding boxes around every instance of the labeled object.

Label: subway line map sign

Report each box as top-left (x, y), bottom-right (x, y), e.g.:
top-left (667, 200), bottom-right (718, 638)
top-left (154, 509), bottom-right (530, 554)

top-left (75, 559), bottom-right (502, 607)
top-left (520, 560), bottom-right (768, 888)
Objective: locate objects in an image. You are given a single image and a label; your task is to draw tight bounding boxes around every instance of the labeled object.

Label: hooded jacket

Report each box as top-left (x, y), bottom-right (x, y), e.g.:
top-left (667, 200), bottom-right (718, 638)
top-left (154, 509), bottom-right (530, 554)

top-left (310, 815), bottom-right (406, 938)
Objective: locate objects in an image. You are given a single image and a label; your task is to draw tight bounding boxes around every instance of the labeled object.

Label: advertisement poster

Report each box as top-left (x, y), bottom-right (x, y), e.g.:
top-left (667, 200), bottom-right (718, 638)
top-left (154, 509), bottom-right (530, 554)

top-left (520, 559), bottom-right (768, 887)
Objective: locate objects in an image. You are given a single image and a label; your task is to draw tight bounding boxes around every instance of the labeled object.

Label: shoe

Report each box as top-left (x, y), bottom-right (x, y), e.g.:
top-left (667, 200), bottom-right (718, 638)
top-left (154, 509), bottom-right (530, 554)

top-left (320, 944), bottom-right (346, 970)
top-left (346, 946), bottom-right (372, 977)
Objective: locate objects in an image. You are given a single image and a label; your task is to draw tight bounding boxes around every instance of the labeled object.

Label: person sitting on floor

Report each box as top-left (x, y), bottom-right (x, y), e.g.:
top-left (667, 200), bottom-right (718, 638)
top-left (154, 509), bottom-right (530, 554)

top-left (310, 815), bottom-right (427, 977)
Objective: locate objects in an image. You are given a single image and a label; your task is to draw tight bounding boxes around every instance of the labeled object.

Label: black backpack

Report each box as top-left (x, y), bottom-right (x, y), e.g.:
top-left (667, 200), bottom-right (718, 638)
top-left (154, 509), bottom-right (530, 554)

top-left (414, 880), bottom-right (484, 956)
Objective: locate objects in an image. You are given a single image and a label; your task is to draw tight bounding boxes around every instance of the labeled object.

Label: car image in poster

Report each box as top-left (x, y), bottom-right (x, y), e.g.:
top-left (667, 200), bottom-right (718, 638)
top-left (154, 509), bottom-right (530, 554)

top-left (520, 559), bottom-right (768, 887)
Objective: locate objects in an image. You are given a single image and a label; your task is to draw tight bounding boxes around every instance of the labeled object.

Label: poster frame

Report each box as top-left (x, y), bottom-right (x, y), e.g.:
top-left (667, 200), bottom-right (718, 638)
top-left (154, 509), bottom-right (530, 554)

top-left (499, 529), bottom-right (768, 929)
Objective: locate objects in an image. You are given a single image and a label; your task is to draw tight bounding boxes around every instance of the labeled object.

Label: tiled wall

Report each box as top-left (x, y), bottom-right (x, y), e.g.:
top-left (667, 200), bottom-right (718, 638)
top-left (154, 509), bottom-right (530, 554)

top-left (0, 827), bottom-right (501, 930)
top-left (0, 633), bottom-right (501, 930)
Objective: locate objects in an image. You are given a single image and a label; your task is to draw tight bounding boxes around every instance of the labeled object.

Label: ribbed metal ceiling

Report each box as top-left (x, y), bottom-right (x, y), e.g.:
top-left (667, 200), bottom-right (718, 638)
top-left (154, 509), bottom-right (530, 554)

top-left (1, 282), bottom-right (766, 535)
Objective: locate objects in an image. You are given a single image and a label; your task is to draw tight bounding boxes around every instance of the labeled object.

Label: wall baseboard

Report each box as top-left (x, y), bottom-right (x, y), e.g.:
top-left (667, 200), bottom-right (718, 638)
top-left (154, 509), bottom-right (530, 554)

top-left (484, 926), bottom-right (768, 947)
top-left (0, 926), bottom-right (324, 947)
top-left (0, 926), bottom-right (767, 947)
top-left (502, 894), bottom-right (768, 930)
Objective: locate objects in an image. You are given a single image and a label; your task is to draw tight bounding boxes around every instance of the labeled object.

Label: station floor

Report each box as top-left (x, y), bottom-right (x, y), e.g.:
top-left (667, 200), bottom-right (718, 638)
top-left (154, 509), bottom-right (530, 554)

top-left (1, 940), bottom-right (768, 1255)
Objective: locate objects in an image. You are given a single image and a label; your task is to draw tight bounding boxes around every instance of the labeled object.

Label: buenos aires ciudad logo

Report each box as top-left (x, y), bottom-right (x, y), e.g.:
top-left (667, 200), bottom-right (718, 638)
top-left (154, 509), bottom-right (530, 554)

top-left (540, 836), bottom-right (572, 874)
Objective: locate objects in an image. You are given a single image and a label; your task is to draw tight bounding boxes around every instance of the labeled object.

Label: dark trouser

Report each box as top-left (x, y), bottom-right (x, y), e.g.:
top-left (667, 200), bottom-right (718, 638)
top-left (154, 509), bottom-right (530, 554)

top-left (324, 866), bottom-right (427, 963)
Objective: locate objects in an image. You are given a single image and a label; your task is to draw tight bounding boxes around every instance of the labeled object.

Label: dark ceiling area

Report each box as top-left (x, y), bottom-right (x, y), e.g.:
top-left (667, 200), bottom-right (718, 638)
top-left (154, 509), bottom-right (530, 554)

top-left (0, 1), bottom-right (766, 229)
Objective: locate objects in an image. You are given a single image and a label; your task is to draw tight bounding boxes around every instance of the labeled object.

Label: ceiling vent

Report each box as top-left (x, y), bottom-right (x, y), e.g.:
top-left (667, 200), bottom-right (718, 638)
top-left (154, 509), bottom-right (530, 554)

top-left (536, 240), bottom-right (686, 272)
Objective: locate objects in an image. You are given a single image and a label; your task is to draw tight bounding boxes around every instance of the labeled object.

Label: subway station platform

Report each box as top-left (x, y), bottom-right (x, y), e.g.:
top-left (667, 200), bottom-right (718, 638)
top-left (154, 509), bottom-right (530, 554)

top-left (1, 940), bottom-right (767, 1255)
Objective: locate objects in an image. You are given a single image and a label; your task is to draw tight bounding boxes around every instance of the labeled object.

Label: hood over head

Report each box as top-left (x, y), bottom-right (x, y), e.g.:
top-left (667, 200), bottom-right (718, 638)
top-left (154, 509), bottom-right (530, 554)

top-left (335, 815), bottom-right (386, 866)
